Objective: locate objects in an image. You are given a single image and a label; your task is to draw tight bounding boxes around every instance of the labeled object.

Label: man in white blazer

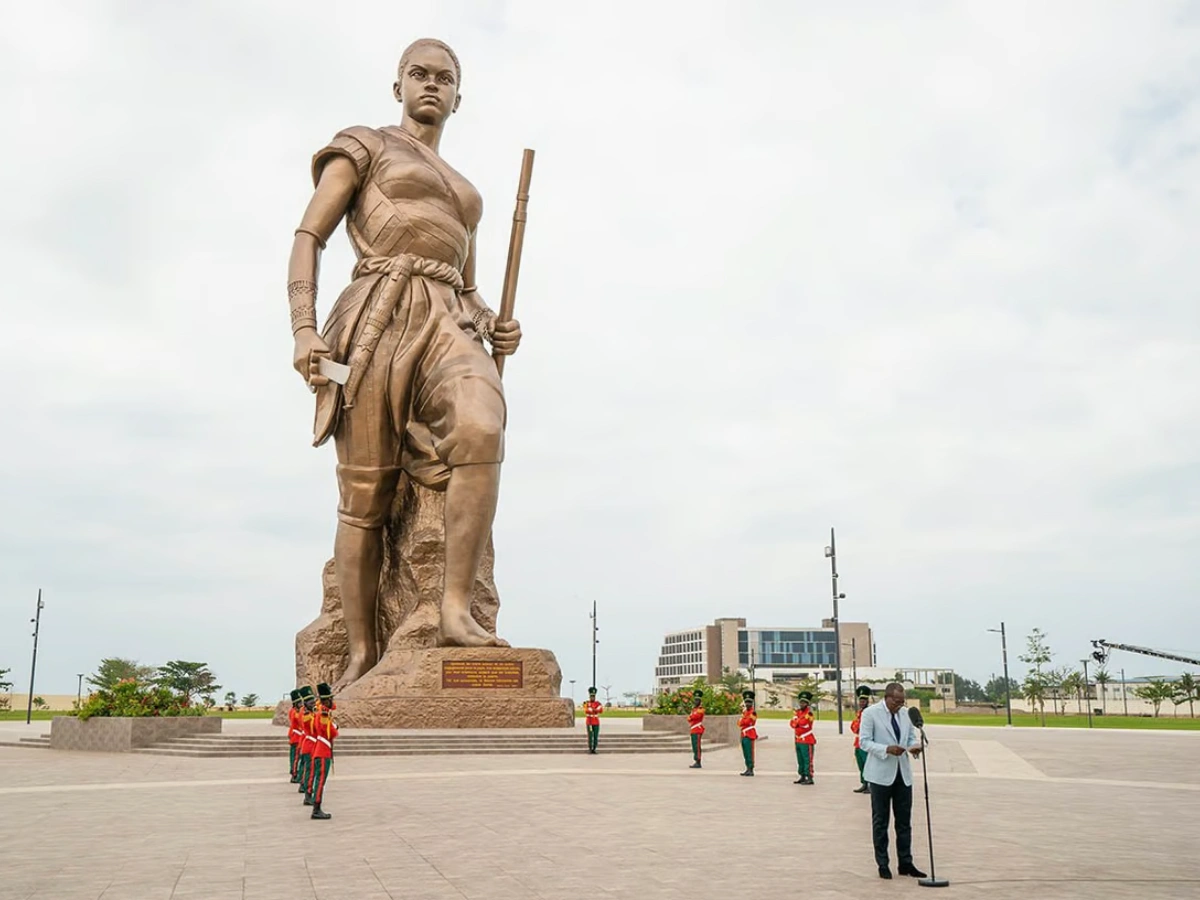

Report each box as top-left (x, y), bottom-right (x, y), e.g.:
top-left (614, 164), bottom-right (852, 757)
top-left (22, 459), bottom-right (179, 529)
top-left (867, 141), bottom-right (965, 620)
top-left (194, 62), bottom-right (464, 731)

top-left (857, 682), bottom-right (928, 880)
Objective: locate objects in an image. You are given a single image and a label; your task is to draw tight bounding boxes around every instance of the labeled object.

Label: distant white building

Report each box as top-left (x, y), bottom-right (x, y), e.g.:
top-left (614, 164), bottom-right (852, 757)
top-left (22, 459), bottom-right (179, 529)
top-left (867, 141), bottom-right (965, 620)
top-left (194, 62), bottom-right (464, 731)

top-left (654, 616), bottom-right (876, 693)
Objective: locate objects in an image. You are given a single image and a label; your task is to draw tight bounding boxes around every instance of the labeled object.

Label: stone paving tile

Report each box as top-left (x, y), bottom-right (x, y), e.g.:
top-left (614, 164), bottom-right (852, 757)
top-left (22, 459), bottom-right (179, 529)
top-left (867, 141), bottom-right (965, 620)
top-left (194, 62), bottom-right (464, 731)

top-left (3, 721), bottom-right (1200, 899)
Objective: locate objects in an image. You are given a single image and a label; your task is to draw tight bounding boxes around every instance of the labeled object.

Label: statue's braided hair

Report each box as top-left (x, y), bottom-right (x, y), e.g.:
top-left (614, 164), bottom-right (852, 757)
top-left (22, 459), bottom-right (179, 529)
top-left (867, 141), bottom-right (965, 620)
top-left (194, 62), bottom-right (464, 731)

top-left (398, 38), bottom-right (462, 85)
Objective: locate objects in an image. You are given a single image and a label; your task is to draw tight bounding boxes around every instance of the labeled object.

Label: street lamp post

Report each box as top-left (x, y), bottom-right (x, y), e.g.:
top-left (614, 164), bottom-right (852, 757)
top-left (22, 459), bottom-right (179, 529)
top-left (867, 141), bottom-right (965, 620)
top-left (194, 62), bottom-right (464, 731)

top-left (589, 601), bottom-right (598, 688)
top-left (26, 590), bottom-right (45, 726)
top-left (76, 673), bottom-right (85, 710)
top-left (568, 679), bottom-right (576, 705)
top-left (987, 622), bottom-right (1013, 727)
top-left (1080, 658), bottom-right (1093, 728)
top-left (749, 647), bottom-right (757, 706)
top-left (824, 528), bottom-right (845, 735)
top-left (842, 639), bottom-right (859, 695)
top-left (1121, 667), bottom-right (1128, 716)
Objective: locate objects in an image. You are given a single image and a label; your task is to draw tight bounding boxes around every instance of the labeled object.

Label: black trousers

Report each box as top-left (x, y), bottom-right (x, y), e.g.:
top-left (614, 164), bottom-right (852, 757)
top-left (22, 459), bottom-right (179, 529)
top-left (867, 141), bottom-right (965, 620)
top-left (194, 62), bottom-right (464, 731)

top-left (869, 769), bottom-right (913, 869)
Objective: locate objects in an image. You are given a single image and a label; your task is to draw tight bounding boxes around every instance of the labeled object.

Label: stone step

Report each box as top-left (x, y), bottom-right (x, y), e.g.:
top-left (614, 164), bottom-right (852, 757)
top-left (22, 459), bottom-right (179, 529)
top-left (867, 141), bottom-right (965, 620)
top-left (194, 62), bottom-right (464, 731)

top-left (162, 735), bottom-right (686, 746)
top-left (134, 743), bottom-right (724, 758)
top-left (0, 739), bottom-right (50, 750)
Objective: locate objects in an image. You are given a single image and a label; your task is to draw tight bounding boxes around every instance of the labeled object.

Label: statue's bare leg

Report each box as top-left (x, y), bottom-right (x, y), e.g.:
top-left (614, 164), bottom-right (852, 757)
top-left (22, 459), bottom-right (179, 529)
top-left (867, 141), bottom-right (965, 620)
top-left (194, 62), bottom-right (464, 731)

top-left (333, 522), bottom-right (383, 688)
top-left (440, 462), bottom-right (509, 647)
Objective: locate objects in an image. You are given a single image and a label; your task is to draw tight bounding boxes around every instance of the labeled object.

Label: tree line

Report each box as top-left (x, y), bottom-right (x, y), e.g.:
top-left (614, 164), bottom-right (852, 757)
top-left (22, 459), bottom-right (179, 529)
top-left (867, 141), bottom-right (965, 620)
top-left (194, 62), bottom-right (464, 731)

top-left (85, 658), bottom-right (260, 710)
top-left (1016, 628), bottom-right (1197, 721)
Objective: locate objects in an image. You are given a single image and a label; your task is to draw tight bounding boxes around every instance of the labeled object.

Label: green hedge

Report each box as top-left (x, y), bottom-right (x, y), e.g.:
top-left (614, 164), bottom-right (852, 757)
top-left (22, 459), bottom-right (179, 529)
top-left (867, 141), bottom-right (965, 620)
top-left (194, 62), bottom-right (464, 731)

top-left (650, 680), bottom-right (744, 716)
top-left (77, 679), bottom-right (205, 721)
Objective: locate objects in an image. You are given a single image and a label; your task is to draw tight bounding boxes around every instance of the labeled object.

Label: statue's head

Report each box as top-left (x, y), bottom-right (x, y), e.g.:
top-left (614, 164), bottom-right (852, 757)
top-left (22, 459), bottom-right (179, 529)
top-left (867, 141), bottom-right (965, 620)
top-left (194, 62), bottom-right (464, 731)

top-left (394, 38), bottom-right (462, 125)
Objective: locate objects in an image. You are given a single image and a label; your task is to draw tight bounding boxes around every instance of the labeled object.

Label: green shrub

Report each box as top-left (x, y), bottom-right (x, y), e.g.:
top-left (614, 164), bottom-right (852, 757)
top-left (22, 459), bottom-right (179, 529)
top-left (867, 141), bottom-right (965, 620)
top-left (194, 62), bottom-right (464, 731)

top-left (77, 678), bottom-right (204, 721)
top-left (650, 680), bottom-right (744, 716)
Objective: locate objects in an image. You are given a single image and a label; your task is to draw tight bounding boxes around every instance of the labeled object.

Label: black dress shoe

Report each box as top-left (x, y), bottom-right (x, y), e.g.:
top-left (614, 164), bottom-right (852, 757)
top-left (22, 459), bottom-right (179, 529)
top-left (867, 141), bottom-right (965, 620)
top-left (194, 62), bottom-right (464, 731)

top-left (879, 867), bottom-right (893, 879)
top-left (853, 784), bottom-right (870, 793)
top-left (899, 864), bottom-right (927, 878)
top-left (690, 762), bottom-right (702, 768)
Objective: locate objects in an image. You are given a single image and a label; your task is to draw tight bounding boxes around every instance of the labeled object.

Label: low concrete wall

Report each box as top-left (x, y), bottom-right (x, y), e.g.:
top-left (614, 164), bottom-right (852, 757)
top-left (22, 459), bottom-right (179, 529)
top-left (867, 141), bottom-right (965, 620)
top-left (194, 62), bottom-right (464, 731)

top-left (50, 716), bottom-right (222, 752)
top-left (643, 714), bottom-right (746, 744)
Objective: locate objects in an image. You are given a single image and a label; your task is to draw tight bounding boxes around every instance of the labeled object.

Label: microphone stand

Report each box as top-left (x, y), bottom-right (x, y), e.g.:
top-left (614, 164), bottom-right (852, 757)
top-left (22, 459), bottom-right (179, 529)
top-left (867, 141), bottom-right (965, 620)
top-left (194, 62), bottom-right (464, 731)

top-left (914, 722), bottom-right (949, 888)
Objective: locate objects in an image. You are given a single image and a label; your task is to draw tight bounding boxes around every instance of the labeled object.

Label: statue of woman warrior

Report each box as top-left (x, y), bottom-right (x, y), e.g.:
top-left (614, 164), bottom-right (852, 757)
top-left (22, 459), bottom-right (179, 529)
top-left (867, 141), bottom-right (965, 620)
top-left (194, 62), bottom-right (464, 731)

top-left (284, 38), bottom-right (521, 690)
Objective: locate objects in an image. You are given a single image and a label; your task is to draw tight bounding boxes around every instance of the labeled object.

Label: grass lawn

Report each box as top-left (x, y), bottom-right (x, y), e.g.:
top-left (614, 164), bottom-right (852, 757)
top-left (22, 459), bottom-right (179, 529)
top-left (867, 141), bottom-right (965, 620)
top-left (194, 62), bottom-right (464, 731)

top-left (921, 712), bottom-right (1200, 730)
top-left (0, 710), bottom-right (61, 721)
top-left (574, 709), bottom-right (1200, 730)
top-left (1, 709), bottom-right (277, 722)
top-left (206, 709), bottom-right (277, 719)
top-left (573, 709), bottom-right (648, 718)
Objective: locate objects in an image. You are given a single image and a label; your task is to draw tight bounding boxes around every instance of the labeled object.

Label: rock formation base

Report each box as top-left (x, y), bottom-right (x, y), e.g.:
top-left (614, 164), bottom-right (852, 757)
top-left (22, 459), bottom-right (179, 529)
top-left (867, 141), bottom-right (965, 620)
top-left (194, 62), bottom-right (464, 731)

top-left (275, 646), bottom-right (573, 729)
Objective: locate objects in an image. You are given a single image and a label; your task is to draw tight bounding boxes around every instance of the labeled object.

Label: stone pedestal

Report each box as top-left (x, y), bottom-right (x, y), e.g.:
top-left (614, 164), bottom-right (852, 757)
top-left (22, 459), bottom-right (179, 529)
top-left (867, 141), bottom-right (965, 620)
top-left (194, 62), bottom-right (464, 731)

top-left (305, 647), bottom-right (574, 729)
top-left (50, 715), bottom-right (222, 752)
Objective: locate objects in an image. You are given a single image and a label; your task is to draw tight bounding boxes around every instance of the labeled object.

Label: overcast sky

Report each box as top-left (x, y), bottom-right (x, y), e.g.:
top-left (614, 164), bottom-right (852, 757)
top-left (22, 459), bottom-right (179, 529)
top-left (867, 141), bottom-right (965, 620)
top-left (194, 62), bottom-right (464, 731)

top-left (2, 2), bottom-right (1198, 704)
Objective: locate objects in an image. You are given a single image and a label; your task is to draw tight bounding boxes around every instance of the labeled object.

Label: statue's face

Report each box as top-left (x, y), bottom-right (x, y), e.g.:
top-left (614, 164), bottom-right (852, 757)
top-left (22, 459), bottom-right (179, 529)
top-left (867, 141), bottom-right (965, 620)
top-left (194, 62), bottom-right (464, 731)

top-left (395, 44), bottom-right (461, 125)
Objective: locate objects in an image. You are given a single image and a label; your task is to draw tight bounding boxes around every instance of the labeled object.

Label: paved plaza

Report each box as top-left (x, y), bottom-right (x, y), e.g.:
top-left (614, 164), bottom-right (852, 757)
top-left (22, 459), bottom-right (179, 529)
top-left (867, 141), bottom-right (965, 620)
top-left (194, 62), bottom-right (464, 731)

top-left (2, 717), bottom-right (1198, 900)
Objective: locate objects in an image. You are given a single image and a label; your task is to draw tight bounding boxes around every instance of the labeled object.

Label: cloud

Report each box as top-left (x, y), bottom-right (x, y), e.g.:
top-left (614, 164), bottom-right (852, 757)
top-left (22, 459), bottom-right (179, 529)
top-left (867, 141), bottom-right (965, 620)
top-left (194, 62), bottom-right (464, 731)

top-left (2, 1), bottom-right (1198, 701)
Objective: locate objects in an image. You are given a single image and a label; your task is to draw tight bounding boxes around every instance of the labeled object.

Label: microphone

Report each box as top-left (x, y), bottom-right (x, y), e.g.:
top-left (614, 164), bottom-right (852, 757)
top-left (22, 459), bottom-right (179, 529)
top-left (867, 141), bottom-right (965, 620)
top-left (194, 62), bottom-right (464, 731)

top-left (908, 705), bottom-right (925, 730)
top-left (908, 704), bottom-right (948, 888)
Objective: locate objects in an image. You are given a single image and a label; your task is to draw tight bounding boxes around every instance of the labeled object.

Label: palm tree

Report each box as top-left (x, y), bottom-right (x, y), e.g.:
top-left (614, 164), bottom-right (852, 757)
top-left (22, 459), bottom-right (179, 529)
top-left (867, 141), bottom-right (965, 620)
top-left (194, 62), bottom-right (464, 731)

top-left (1133, 679), bottom-right (1176, 717)
top-left (1094, 669), bottom-right (1111, 715)
top-left (1061, 671), bottom-right (1085, 714)
top-left (1022, 673), bottom-right (1048, 726)
top-left (1173, 673), bottom-right (1197, 718)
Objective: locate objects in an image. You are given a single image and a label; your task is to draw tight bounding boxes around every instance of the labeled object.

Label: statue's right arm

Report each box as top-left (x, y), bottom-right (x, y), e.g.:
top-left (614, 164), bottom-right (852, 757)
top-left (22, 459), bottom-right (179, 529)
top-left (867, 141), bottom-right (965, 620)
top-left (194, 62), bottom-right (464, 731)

top-left (288, 155), bottom-right (359, 385)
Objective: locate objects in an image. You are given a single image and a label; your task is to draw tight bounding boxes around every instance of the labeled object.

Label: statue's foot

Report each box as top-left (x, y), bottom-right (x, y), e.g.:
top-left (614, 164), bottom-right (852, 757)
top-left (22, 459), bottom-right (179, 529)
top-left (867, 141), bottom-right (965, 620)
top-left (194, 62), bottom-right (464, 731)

top-left (332, 652), bottom-right (377, 691)
top-left (439, 606), bottom-right (509, 648)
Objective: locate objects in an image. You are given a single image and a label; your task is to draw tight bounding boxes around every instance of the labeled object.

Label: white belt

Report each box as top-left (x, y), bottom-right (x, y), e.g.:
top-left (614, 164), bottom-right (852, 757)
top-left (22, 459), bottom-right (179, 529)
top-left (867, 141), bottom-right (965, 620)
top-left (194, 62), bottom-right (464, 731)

top-left (316, 736), bottom-right (332, 748)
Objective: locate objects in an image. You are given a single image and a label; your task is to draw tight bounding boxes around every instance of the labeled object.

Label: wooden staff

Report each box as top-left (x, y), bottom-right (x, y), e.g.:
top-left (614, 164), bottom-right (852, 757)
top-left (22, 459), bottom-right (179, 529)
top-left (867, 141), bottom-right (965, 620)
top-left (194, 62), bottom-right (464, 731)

top-left (493, 148), bottom-right (535, 377)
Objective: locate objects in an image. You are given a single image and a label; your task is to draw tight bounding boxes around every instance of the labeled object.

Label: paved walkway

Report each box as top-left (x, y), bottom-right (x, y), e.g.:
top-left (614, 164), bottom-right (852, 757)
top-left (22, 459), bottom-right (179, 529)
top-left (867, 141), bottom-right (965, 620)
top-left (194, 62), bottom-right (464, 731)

top-left (2, 719), bottom-right (1198, 899)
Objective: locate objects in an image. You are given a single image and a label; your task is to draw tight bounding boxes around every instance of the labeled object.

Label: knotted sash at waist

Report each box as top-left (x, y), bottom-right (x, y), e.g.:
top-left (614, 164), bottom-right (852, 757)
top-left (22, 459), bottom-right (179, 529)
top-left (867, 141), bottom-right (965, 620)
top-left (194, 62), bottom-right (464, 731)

top-left (342, 254), bottom-right (464, 409)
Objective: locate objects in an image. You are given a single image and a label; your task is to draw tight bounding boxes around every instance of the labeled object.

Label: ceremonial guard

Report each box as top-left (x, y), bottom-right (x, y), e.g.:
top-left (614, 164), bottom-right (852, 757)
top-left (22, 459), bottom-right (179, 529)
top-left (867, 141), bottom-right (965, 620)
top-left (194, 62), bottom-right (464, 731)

top-left (583, 687), bottom-right (604, 753)
top-left (306, 682), bottom-right (338, 819)
top-left (287, 689), bottom-right (304, 783)
top-left (738, 690), bottom-right (758, 776)
top-left (687, 689), bottom-right (705, 768)
top-left (296, 685), bottom-right (316, 797)
top-left (851, 684), bottom-right (872, 793)
top-left (789, 690), bottom-right (817, 784)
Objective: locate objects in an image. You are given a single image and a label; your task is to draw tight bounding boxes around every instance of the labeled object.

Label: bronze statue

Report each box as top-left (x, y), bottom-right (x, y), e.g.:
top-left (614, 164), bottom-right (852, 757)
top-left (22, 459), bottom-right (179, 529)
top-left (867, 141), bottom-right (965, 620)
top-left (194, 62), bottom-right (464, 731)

top-left (285, 38), bottom-right (523, 690)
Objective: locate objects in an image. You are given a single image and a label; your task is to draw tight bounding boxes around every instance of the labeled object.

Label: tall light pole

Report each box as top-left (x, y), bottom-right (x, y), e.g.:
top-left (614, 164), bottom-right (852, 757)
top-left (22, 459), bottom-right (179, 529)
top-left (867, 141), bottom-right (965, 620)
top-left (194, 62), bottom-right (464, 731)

top-left (1080, 658), bottom-right (1093, 728)
top-left (568, 679), bottom-right (576, 705)
top-left (987, 622), bottom-right (1013, 727)
top-left (589, 600), bottom-right (598, 688)
top-left (749, 646), bottom-right (757, 705)
top-left (76, 673), bottom-right (85, 710)
top-left (824, 528), bottom-right (845, 735)
top-left (26, 590), bottom-right (45, 725)
top-left (841, 639), bottom-right (859, 695)
top-left (1121, 667), bottom-right (1128, 716)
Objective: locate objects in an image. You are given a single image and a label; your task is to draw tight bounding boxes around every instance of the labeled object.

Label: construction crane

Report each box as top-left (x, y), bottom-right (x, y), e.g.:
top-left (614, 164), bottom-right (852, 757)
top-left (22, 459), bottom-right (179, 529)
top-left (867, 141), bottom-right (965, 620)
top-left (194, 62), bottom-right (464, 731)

top-left (1090, 640), bottom-right (1200, 668)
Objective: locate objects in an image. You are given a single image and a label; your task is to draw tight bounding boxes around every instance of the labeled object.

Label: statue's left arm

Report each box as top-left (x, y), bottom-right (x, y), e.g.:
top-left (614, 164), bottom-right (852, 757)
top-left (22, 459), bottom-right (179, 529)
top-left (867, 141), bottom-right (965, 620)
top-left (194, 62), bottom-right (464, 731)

top-left (460, 232), bottom-right (522, 356)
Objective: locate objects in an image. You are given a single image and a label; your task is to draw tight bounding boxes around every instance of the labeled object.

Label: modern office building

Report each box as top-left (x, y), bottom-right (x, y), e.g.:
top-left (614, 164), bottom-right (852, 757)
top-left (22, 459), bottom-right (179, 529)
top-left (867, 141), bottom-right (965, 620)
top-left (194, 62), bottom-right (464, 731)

top-left (654, 617), bottom-right (876, 692)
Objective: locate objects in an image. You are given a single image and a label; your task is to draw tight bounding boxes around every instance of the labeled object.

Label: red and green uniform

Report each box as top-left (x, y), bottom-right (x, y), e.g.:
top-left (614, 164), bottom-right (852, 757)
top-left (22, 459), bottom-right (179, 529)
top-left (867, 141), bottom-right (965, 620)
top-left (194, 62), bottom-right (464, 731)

top-left (297, 707), bottom-right (316, 795)
top-left (790, 707), bottom-right (816, 779)
top-left (287, 705), bottom-right (304, 781)
top-left (308, 703), bottom-right (338, 811)
top-left (687, 705), bottom-right (705, 764)
top-left (738, 709), bottom-right (757, 772)
top-left (583, 699), bottom-right (603, 752)
top-left (851, 706), bottom-right (867, 784)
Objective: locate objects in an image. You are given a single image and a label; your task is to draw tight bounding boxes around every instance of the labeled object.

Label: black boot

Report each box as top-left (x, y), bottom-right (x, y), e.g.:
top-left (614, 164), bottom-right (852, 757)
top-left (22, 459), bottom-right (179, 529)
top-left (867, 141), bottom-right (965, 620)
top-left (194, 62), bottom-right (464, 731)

top-left (854, 784), bottom-right (870, 793)
top-left (690, 761), bottom-right (701, 769)
top-left (303, 795), bottom-right (313, 806)
top-left (311, 803), bottom-right (331, 820)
